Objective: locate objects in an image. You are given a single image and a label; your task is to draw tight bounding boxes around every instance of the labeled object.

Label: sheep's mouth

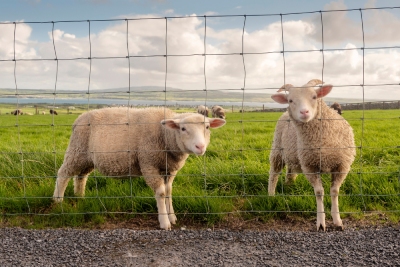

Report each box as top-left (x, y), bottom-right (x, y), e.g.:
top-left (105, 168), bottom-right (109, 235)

top-left (193, 150), bottom-right (206, 156)
top-left (299, 115), bottom-right (312, 122)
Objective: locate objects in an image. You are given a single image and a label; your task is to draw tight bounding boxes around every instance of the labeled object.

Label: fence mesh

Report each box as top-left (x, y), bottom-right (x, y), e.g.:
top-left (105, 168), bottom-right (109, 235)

top-left (0, 7), bottom-right (399, 223)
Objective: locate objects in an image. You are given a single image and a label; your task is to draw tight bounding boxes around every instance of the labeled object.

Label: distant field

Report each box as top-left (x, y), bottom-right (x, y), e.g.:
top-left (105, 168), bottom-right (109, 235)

top-left (0, 107), bottom-right (399, 228)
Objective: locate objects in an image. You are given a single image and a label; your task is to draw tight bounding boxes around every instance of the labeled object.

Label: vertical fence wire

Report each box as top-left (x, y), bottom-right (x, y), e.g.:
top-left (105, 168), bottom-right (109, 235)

top-left (278, 14), bottom-right (291, 212)
top-left (51, 22), bottom-right (59, 172)
top-left (163, 17), bottom-right (171, 217)
top-left (240, 15), bottom-right (253, 212)
top-left (126, 18), bottom-right (135, 213)
top-left (13, 22), bottom-right (31, 214)
top-left (50, 21), bottom-right (62, 213)
top-left (358, 9), bottom-right (367, 213)
top-left (202, 15), bottom-right (211, 215)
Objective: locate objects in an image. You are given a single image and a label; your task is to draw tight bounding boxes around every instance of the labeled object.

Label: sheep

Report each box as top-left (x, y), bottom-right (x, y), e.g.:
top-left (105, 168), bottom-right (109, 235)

top-left (42, 111), bottom-right (46, 115)
top-left (330, 102), bottom-right (342, 115)
top-left (50, 109), bottom-right (58, 115)
top-left (212, 105), bottom-right (226, 119)
top-left (25, 112), bottom-right (33, 115)
top-left (268, 79), bottom-right (356, 231)
top-left (197, 105), bottom-right (209, 117)
top-left (53, 107), bottom-right (226, 230)
top-left (11, 109), bottom-right (22, 115)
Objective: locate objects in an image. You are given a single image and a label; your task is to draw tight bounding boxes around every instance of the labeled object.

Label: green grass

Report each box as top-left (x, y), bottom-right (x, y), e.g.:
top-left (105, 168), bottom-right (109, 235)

top-left (0, 107), bottom-right (399, 228)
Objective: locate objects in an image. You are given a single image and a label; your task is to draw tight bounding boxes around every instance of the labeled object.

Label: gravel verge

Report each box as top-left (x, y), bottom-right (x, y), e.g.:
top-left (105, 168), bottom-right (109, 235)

top-left (1, 225), bottom-right (399, 267)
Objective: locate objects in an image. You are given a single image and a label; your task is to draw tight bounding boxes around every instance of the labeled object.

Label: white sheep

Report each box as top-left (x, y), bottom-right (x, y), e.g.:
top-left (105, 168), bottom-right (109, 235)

top-left (212, 105), bottom-right (226, 119)
top-left (197, 105), bottom-right (209, 117)
top-left (53, 107), bottom-right (226, 230)
top-left (268, 79), bottom-right (356, 231)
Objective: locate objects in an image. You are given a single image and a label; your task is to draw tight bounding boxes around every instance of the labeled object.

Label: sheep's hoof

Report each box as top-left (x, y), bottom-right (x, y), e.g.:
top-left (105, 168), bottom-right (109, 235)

top-left (53, 197), bottom-right (63, 203)
top-left (160, 223), bottom-right (171, 230)
top-left (159, 215), bottom-right (172, 230)
top-left (333, 224), bottom-right (344, 231)
top-left (317, 223), bottom-right (326, 232)
top-left (169, 214), bottom-right (177, 225)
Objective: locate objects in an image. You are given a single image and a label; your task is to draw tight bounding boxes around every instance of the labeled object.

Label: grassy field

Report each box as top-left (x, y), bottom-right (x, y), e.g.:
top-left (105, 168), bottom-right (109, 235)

top-left (0, 106), bottom-right (399, 228)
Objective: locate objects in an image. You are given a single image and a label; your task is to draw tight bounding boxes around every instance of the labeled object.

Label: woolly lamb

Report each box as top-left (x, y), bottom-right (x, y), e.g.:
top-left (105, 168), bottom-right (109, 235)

top-left (330, 102), bottom-right (342, 115)
top-left (197, 105), bottom-right (209, 117)
top-left (53, 107), bottom-right (226, 230)
top-left (268, 79), bottom-right (356, 231)
top-left (212, 105), bottom-right (226, 119)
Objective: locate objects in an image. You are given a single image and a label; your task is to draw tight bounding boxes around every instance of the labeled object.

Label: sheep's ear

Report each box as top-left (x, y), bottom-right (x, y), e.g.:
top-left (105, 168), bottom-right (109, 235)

top-left (271, 94), bottom-right (288, 104)
top-left (161, 119), bottom-right (180, 130)
top-left (209, 118), bottom-right (226, 128)
top-left (316, 84), bottom-right (333, 98)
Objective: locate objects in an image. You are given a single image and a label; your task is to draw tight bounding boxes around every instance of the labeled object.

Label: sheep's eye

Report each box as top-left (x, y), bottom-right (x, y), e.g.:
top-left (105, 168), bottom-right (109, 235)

top-left (181, 127), bottom-right (186, 131)
top-left (206, 125), bottom-right (210, 130)
top-left (289, 99), bottom-right (293, 103)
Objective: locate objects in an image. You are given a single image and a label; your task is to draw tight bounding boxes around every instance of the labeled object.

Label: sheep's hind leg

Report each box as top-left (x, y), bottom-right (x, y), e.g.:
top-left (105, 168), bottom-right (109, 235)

top-left (73, 167), bottom-right (94, 197)
top-left (285, 167), bottom-right (297, 184)
top-left (268, 153), bottom-right (284, 196)
top-left (165, 172), bottom-right (177, 225)
top-left (143, 168), bottom-right (171, 230)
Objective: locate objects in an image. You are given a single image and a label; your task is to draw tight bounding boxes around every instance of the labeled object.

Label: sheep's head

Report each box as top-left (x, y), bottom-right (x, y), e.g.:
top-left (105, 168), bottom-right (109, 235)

top-left (271, 79), bottom-right (333, 123)
top-left (161, 114), bottom-right (226, 155)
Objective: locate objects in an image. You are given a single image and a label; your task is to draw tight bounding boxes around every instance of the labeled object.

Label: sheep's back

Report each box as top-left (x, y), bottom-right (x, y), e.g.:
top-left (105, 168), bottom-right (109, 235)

top-left (71, 107), bottom-right (177, 176)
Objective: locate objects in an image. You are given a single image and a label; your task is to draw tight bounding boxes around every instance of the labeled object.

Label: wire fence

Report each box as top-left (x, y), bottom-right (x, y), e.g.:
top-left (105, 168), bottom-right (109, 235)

top-left (0, 7), bottom-right (399, 224)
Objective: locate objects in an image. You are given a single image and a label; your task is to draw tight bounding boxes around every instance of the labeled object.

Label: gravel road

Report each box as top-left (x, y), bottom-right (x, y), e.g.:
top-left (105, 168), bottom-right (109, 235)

top-left (1, 226), bottom-right (399, 266)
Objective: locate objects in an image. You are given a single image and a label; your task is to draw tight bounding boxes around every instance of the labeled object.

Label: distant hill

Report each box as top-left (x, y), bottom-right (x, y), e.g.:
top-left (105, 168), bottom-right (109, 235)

top-left (0, 86), bottom-right (373, 104)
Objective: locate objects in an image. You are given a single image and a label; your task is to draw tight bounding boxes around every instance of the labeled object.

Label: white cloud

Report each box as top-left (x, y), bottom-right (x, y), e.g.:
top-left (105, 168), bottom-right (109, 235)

top-left (0, 5), bottom-right (399, 100)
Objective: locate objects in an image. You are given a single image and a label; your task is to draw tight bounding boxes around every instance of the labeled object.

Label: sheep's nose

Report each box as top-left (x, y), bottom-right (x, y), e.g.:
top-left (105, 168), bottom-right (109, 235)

top-left (196, 144), bottom-right (205, 151)
top-left (300, 109), bottom-right (309, 115)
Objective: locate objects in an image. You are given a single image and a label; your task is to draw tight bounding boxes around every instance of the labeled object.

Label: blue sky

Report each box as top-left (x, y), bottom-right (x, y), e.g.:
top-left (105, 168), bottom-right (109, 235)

top-left (2, 0), bottom-right (399, 22)
top-left (1, 0), bottom-right (400, 100)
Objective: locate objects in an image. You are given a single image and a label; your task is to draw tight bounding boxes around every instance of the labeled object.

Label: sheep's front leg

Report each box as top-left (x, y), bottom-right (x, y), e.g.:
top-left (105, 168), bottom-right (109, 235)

top-left (142, 168), bottom-right (171, 230)
top-left (53, 164), bottom-right (73, 203)
top-left (165, 172), bottom-right (177, 225)
top-left (330, 168), bottom-right (349, 230)
top-left (304, 170), bottom-right (326, 231)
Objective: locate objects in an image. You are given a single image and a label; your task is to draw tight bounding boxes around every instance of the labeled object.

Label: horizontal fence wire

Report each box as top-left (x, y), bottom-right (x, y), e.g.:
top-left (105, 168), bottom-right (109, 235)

top-left (0, 7), bottom-right (399, 222)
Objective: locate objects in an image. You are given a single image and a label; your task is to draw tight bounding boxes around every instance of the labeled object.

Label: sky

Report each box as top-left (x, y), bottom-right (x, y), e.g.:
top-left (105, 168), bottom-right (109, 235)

top-left (1, 0), bottom-right (400, 101)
